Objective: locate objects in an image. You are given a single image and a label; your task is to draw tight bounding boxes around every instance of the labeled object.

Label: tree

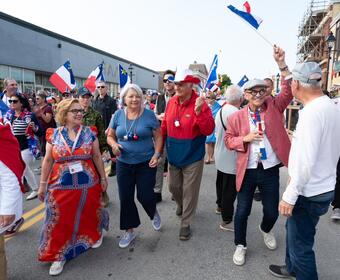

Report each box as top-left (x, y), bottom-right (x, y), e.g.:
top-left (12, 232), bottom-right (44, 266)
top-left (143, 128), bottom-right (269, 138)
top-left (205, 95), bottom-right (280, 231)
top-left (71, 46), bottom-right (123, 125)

top-left (218, 74), bottom-right (232, 94)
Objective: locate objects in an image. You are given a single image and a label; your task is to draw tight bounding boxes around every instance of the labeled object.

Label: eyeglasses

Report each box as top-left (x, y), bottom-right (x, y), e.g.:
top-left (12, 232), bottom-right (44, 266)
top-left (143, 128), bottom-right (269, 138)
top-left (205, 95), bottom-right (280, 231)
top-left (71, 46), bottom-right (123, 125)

top-left (97, 86), bottom-right (105, 89)
top-left (9, 99), bottom-right (19, 104)
top-left (68, 109), bottom-right (85, 115)
top-left (247, 89), bottom-right (266, 97)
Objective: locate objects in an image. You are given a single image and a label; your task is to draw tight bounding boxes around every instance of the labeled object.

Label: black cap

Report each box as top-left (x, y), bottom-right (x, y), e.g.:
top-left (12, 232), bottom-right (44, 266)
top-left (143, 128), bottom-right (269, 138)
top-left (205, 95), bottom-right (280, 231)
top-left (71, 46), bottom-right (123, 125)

top-left (78, 87), bottom-right (91, 97)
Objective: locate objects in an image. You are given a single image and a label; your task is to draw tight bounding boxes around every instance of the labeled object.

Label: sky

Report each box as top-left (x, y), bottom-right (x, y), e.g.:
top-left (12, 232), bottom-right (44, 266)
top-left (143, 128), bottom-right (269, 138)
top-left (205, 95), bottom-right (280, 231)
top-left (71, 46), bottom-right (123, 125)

top-left (1, 0), bottom-right (310, 84)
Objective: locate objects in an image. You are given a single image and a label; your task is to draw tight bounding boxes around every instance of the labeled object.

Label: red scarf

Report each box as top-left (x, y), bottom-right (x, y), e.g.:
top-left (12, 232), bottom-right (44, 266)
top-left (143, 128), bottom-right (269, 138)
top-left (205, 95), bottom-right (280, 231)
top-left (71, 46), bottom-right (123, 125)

top-left (0, 124), bottom-right (26, 192)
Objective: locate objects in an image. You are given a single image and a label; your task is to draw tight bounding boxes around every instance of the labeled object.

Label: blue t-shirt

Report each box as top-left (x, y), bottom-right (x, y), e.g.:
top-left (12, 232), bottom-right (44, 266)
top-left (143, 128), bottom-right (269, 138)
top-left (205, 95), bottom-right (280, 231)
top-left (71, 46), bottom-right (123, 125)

top-left (109, 109), bottom-right (159, 164)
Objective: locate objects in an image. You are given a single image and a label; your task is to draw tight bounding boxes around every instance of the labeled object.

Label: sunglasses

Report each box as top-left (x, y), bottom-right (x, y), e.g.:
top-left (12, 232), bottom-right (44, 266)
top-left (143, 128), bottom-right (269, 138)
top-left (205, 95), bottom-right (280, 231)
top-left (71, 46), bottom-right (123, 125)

top-left (68, 109), bottom-right (85, 115)
top-left (9, 99), bottom-right (19, 104)
top-left (163, 76), bottom-right (175, 83)
top-left (97, 86), bottom-right (105, 89)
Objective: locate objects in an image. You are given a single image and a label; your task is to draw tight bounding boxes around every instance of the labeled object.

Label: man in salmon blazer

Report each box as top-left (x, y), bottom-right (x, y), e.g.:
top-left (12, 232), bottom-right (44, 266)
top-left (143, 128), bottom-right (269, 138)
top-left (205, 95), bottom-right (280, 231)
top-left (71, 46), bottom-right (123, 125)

top-left (225, 45), bottom-right (292, 266)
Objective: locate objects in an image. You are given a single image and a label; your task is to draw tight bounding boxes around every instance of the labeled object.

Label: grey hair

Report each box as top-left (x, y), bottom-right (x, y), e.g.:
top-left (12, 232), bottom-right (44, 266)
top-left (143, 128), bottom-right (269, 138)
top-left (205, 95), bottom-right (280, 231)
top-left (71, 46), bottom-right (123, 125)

top-left (298, 80), bottom-right (322, 89)
top-left (225, 85), bottom-right (243, 104)
top-left (120, 84), bottom-right (145, 107)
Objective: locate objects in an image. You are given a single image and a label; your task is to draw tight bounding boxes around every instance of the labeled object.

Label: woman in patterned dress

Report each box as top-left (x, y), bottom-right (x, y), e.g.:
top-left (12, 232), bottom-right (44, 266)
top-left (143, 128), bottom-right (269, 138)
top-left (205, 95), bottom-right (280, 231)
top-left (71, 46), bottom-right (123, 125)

top-left (37, 99), bottom-right (109, 276)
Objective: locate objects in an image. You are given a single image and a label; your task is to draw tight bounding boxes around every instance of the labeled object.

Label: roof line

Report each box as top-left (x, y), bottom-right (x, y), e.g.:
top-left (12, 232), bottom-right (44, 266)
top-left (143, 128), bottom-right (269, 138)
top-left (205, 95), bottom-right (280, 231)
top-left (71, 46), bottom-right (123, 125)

top-left (0, 11), bottom-right (159, 74)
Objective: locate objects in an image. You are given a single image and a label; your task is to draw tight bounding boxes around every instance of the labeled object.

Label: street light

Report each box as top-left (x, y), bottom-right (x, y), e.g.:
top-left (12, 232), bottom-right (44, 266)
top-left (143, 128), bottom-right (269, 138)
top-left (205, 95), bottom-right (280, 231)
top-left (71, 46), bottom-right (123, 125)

top-left (128, 64), bottom-right (134, 83)
top-left (325, 32), bottom-right (336, 91)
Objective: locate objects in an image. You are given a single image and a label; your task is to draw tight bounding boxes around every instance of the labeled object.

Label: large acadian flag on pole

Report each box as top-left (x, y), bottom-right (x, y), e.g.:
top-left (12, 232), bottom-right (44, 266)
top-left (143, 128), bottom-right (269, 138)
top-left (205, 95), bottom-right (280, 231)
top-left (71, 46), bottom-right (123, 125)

top-left (227, 1), bottom-right (263, 29)
top-left (84, 62), bottom-right (105, 93)
top-left (205, 54), bottom-right (219, 91)
top-left (119, 64), bottom-right (130, 89)
top-left (49, 60), bottom-right (76, 93)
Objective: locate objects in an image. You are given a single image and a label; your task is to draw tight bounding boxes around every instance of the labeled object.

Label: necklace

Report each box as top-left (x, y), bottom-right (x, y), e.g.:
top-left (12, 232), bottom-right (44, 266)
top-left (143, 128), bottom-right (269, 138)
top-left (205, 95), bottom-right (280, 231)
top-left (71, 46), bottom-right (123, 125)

top-left (124, 109), bottom-right (140, 141)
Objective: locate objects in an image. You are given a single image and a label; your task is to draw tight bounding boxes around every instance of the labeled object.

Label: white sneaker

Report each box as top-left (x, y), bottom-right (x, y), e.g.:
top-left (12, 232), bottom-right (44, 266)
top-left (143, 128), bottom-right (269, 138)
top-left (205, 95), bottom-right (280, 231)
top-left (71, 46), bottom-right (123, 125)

top-left (233, 245), bottom-right (247, 266)
top-left (49, 261), bottom-right (66, 276)
top-left (26, 190), bottom-right (38, 200)
top-left (152, 210), bottom-right (162, 231)
top-left (259, 225), bottom-right (277, 250)
top-left (119, 231), bottom-right (136, 248)
top-left (331, 208), bottom-right (340, 220)
top-left (92, 234), bottom-right (103, 249)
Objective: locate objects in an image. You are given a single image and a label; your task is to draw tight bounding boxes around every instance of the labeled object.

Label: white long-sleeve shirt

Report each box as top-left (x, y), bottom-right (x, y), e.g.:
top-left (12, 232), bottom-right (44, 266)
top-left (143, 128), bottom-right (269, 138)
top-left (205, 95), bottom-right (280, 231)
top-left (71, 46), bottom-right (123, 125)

top-left (282, 95), bottom-right (340, 205)
top-left (0, 160), bottom-right (22, 233)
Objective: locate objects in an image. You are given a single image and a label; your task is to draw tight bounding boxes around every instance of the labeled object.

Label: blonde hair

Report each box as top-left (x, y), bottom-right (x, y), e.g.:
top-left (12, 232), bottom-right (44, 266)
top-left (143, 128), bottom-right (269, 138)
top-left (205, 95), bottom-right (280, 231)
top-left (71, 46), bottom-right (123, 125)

top-left (56, 98), bottom-right (80, 126)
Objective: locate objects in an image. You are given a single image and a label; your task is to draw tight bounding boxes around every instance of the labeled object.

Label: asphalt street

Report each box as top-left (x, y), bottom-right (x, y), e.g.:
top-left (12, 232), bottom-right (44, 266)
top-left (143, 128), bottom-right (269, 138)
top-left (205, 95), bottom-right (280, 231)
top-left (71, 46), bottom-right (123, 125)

top-left (6, 161), bottom-right (340, 280)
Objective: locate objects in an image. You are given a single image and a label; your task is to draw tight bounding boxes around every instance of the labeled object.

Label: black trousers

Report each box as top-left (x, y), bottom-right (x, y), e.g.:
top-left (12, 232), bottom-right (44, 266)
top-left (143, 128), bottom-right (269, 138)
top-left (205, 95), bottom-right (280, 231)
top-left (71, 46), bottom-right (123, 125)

top-left (216, 170), bottom-right (237, 222)
top-left (332, 157), bottom-right (340, 209)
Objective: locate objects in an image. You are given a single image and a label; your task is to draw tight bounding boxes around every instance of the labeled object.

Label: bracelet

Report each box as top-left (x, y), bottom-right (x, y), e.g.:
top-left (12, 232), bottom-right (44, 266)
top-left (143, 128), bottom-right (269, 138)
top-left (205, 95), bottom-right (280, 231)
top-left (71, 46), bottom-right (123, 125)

top-left (154, 152), bottom-right (161, 159)
top-left (279, 65), bottom-right (289, 72)
top-left (40, 181), bottom-right (47, 184)
top-left (100, 178), bottom-right (107, 181)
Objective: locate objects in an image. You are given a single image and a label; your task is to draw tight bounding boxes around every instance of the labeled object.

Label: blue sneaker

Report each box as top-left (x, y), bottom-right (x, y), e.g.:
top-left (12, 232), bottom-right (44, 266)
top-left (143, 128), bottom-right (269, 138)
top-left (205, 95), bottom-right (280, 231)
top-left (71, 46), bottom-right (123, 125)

top-left (152, 210), bottom-right (162, 231)
top-left (119, 231), bottom-right (136, 248)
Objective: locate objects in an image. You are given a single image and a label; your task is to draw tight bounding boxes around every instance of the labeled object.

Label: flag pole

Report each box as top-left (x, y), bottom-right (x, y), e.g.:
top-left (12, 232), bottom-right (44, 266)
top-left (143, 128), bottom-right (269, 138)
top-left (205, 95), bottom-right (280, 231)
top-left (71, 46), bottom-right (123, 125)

top-left (254, 29), bottom-right (274, 47)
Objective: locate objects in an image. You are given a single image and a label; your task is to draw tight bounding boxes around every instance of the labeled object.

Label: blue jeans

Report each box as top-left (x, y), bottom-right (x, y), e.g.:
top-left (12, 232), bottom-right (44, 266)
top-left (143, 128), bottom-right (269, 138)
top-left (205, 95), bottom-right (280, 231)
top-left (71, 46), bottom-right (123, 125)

top-left (116, 160), bottom-right (157, 230)
top-left (285, 191), bottom-right (334, 280)
top-left (234, 165), bottom-right (280, 246)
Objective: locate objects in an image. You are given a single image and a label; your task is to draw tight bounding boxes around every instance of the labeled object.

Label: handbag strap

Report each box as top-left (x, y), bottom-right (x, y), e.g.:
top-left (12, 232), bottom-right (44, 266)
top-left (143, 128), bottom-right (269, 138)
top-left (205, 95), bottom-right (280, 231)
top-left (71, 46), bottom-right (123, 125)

top-left (219, 103), bottom-right (227, 131)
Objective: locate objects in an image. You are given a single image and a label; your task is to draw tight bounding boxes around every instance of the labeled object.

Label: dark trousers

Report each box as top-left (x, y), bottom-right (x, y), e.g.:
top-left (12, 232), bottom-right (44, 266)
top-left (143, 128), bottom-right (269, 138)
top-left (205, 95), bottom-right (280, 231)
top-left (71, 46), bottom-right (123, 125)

top-left (234, 165), bottom-right (280, 246)
top-left (285, 191), bottom-right (334, 280)
top-left (332, 158), bottom-right (340, 209)
top-left (215, 170), bottom-right (237, 222)
top-left (116, 160), bottom-right (157, 230)
top-left (109, 148), bottom-right (116, 172)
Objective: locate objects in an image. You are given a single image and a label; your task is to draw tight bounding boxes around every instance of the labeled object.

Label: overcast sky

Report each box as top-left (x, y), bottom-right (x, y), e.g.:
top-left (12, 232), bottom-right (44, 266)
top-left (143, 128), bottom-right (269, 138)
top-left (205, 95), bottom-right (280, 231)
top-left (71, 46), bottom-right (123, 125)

top-left (1, 0), bottom-right (310, 83)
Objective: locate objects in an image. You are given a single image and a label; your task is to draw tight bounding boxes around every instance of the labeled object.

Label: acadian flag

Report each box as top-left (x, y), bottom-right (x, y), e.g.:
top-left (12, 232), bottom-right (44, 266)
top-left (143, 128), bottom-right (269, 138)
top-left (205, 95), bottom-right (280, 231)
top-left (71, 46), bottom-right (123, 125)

top-left (237, 75), bottom-right (249, 87)
top-left (49, 60), bottom-right (76, 93)
top-left (205, 54), bottom-right (218, 91)
top-left (207, 82), bottom-right (221, 92)
top-left (227, 1), bottom-right (263, 29)
top-left (84, 63), bottom-right (105, 93)
top-left (119, 64), bottom-right (130, 89)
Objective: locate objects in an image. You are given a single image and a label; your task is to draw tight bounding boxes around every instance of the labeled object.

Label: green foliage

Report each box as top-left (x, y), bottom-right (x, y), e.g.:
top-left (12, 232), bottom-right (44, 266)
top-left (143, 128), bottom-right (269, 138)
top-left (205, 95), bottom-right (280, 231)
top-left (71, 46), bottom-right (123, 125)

top-left (218, 74), bottom-right (232, 94)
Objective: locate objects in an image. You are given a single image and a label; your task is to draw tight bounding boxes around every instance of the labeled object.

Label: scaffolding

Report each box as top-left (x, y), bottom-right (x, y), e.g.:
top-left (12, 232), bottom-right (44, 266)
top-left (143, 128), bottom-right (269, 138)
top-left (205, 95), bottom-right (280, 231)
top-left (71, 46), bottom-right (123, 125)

top-left (297, 0), bottom-right (330, 62)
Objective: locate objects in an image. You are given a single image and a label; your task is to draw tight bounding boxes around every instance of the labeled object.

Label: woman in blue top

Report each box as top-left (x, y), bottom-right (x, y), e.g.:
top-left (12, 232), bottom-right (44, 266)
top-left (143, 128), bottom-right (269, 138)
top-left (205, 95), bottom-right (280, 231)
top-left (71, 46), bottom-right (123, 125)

top-left (205, 91), bottom-right (221, 164)
top-left (107, 84), bottom-right (163, 248)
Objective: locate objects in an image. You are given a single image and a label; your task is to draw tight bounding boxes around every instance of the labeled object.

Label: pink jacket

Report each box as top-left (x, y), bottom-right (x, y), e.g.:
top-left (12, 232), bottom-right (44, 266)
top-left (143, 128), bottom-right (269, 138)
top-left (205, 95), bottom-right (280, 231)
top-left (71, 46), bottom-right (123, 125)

top-left (225, 79), bottom-right (292, 191)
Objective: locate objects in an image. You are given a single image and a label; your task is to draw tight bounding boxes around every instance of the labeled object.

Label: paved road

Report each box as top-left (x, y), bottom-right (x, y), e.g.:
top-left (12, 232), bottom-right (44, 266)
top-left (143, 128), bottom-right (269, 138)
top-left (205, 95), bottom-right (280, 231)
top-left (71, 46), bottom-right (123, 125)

top-left (6, 162), bottom-right (340, 280)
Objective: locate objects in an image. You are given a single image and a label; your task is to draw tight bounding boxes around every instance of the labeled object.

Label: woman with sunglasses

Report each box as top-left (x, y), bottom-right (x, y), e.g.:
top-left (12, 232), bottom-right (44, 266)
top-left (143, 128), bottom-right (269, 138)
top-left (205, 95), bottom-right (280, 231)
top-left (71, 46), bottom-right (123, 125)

top-left (37, 99), bottom-right (108, 276)
top-left (4, 93), bottom-right (42, 203)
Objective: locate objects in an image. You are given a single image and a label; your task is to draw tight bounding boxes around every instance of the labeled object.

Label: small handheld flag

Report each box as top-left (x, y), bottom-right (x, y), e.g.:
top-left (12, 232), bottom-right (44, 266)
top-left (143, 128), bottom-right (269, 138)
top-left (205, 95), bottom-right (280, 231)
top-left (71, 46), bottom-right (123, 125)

top-left (49, 60), bottom-right (76, 93)
top-left (84, 63), bottom-right (105, 93)
top-left (237, 75), bottom-right (249, 87)
top-left (227, 2), bottom-right (273, 47)
top-left (205, 54), bottom-right (219, 91)
top-left (227, 2), bottom-right (263, 29)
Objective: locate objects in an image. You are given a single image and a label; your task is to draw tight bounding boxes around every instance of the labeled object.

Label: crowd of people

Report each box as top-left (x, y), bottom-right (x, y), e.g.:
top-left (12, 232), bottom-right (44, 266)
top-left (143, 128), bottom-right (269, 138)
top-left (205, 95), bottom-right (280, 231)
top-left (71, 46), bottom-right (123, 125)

top-left (0, 45), bottom-right (340, 280)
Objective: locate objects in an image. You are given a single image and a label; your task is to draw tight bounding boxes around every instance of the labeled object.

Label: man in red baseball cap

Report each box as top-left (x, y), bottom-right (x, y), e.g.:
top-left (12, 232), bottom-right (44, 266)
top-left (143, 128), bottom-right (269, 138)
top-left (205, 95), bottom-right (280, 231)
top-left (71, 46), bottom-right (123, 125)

top-left (161, 69), bottom-right (215, 240)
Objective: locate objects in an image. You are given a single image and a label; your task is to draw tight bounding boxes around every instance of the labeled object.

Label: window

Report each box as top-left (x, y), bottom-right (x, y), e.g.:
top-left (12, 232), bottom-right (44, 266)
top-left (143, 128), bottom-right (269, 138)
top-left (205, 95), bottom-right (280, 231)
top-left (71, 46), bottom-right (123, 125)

top-left (0, 65), bottom-right (9, 79)
top-left (23, 70), bottom-right (35, 94)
